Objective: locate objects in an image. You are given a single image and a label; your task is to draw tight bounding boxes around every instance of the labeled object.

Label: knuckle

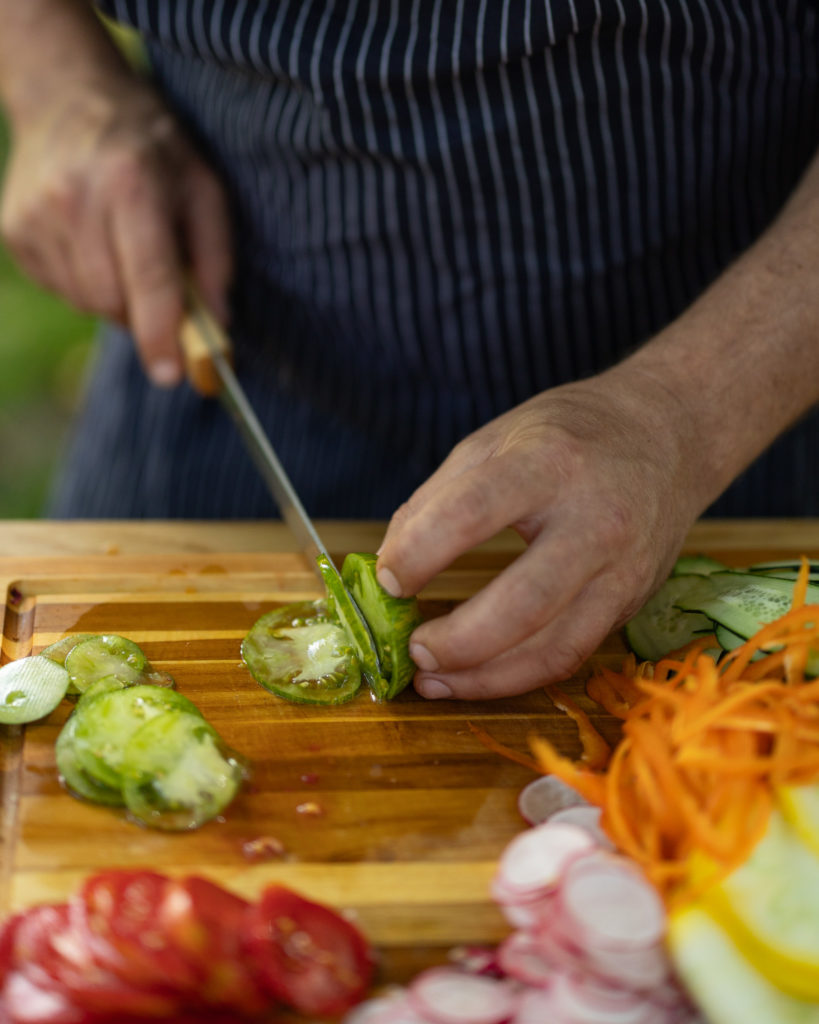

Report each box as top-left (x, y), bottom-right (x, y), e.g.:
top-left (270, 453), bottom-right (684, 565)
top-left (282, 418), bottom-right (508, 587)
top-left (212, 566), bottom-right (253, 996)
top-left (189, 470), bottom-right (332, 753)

top-left (540, 429), bottom-right (587, 483)
top-left (136, 261), bottom-right (178, 297)
top-left (448, 477), bottom-right (495, 541)
top-left (102, 150), bottom-right (150, 200)
top-left (539, 639), bottom-right (588, 683)
top-left (389, 499), bottom-right (415, 530)
top-left (593, 498), bottom-right (634, 552)
top-left (89, 288), bottom-right (125, 320)
top-left (43, 177), bottom-right (81, 219)
top-left (502, 572), bottom-right (556, 634)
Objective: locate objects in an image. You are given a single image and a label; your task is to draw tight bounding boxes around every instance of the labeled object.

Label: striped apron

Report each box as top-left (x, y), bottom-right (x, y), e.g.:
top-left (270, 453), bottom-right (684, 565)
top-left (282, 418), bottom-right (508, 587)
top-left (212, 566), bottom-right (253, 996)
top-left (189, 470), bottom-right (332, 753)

top-left (51, 1), bottom-right (819, 517)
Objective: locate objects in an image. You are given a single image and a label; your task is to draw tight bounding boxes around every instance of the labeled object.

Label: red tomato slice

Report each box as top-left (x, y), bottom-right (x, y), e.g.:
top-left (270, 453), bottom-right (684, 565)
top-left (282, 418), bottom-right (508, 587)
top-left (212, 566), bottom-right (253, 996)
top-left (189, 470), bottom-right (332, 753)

top-left (13, 904), bottom-right (181, 1019)
top-left (0, 913), bottom-right (23, 989)
top-left (242, 885), bottom-right (373, 1017)
top-left (72, 871), bottom-right (199, 994)
top-left (2, 968), bottom-right (91, 1024)
top-left (158, 876), bottom-right (268, 1015)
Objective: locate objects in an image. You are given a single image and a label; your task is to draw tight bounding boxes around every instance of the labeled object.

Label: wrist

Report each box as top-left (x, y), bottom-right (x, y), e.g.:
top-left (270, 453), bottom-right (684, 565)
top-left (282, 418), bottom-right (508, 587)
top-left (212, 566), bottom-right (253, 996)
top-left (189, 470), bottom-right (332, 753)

top-left (0, 0), bottom-right (132, 131)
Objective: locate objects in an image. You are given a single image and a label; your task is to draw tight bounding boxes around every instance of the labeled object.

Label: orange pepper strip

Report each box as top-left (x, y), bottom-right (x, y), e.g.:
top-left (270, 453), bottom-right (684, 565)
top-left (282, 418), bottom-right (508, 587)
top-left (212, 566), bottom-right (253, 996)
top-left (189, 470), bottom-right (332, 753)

top-left (585, 675), bottom-right (631, 719)
top-left (529, 734), bottom-right (608, 806)
top-left (466, 722), bottom-right (540, 774)
top-left (544, 685), bottom-right (611, 770)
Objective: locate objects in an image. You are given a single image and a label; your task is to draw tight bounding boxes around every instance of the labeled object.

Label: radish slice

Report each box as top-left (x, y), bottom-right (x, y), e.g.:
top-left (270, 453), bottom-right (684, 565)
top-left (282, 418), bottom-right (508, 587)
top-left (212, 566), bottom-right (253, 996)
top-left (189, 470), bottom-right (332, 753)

top-left (585, 942), bottom-right (670, 991)
top-left (517, 776), bottom-right (588, 825)
top-left (344, 990), bottom-right (429, 1024)
top-left (497, 931), bottom-right (555, 989)
top-left (511, 987), bottom-right (558, 1023)
top-left (497, 896), bottom-right (555, 931)
top-left (548, 805), bottom-right (614, 849)
top-left (557, 853), bottom-right (666, 951)
top-left (532, 918), bottom-right (589, 976)
top-left (494, 822), bottom-right (596, 900)
top-left (547, 973), bottom-right (658, 1024)
top-left (448, 946), bottom-right (502, 977)
top-left (408, 967), bottom-right (520, 1024)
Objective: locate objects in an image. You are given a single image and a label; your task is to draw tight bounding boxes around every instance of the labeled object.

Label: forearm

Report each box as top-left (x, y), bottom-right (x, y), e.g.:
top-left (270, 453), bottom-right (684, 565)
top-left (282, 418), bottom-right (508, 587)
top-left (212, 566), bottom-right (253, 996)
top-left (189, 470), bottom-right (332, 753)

top-left (622, 149), bottom-right (819, 511)
top-left (0, 0), bottom-right (130, 129)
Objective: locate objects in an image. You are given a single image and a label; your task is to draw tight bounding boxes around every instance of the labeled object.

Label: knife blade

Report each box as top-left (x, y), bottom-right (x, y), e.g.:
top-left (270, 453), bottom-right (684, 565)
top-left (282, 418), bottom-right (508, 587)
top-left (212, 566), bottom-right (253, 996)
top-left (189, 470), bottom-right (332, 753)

top-left (178, 289), bottom-right (382, 676)
top-left (180, 295), bottom-right (330, 580)
top-left (177, 294), bottom-right (382, 679)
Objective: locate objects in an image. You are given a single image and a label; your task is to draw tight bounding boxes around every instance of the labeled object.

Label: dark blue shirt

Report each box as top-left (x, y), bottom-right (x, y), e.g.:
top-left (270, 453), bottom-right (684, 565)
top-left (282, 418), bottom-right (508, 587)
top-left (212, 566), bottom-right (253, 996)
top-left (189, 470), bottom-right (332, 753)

top-left (53, 1), bottom-right (819, 517)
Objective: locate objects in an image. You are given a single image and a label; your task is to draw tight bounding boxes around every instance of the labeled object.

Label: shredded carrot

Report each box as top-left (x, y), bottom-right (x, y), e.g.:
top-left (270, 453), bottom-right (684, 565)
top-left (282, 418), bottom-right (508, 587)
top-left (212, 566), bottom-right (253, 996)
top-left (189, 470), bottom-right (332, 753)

top-left (527, 559), bottom-right (819, 908)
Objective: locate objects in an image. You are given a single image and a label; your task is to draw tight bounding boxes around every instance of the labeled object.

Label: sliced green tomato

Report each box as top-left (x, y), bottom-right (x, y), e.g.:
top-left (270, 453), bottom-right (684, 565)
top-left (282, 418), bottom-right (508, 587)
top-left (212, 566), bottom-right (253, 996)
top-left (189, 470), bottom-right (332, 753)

top-left (64, 635), bottom-right (149, 694)
top-left (317, 555), bottom-right (386, 697)
top-left (76, 676), bottom-right (129, 706)
top-left (241, 600), bottom-right (361, 705)
top-left (55, 713), bottom-right (124, 806)
top-left (121, 710), bottom-right (247, 830)
top-left (40, 633), bottom-right (96, 693)
top-left (624, 576), bottom-right (714, 662)
top-left (0, 656), bottom-right (70, 724)
top-left (341, 552), bottom-right (422, 699)
top-left (68, 684), bottom-right (203, 791)
top-left (141, 668), bottom-right (176, 688)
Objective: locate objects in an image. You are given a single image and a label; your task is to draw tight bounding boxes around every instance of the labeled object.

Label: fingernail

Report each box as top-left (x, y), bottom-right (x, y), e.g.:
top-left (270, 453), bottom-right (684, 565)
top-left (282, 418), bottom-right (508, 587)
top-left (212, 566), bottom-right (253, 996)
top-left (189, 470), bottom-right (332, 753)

top-left (149, 359), bottom-right (183, 387)
top-left (410, 643), bottom-right (439, 672)
top-left (417, 678), bottom-right (452, 700)
top-left (377, 566), bottom-right (401, 597)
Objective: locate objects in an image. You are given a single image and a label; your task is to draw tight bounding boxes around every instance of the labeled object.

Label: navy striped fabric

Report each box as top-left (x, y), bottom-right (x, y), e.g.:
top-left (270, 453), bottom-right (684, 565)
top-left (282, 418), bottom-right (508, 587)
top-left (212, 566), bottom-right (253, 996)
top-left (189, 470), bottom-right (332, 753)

top-left (52, 1), bottom-right (819, 518)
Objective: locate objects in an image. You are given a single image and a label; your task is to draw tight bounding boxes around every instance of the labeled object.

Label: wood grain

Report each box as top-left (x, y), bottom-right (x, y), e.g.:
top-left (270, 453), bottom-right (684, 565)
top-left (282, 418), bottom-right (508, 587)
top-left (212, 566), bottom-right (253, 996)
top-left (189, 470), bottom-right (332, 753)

top-left (2, 519), bottom-right (819, 986)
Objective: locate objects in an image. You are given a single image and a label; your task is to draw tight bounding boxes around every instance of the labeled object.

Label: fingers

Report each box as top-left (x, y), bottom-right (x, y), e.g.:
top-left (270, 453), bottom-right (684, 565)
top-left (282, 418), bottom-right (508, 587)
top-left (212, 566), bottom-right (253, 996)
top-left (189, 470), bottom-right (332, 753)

top-left (70, 203), bottom-right (126, 322)
top-left (407, 519), bottom-right (611, 672)
top-left (377, 454), bottom-right (554, 599)
top-left (182, 163), bottom-right (233, 326)
top-left (111, 164), bottom-right (185, 387)
top-left (413, 579), bottom-right (620, 701)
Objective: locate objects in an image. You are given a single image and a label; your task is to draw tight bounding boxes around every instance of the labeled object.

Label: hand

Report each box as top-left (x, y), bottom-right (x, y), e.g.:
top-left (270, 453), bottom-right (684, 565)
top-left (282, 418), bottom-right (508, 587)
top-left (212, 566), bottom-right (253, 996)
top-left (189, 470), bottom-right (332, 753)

top-left (0, 73), bottom-right (232, 386)
top-left (376, 366), bottom-right (714, 700)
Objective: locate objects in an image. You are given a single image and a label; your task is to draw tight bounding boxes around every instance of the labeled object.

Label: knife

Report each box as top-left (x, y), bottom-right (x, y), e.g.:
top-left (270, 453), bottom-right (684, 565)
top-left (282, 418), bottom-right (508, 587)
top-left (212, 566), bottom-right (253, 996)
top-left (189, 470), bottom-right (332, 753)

top-left (178, 291), bottom-right (384, 677)
top-left (179, 291), bottom-right (331, 580)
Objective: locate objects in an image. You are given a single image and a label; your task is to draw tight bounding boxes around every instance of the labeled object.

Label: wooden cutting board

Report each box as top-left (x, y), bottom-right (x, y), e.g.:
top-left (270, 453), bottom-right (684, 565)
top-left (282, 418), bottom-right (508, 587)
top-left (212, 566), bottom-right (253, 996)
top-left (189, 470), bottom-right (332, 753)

top-left (1, 521), bottom-right (817, 987)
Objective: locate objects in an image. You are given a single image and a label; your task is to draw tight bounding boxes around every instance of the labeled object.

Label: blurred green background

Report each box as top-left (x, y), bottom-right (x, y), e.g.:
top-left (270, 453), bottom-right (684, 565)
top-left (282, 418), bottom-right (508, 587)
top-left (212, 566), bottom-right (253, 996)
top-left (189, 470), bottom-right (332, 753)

top-left (0, 117), bottom-right (96, 518)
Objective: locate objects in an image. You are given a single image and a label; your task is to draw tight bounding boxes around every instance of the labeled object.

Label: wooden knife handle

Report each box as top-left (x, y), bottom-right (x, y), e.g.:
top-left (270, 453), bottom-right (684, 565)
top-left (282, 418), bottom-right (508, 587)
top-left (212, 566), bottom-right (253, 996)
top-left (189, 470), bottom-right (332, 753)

top-left (179, 287), bottom-right (233, 397)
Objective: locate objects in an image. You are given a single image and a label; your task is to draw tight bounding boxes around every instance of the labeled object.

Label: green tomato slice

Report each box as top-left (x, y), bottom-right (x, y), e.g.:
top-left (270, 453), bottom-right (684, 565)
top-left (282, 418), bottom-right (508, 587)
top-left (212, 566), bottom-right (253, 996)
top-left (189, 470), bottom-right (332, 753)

top-left (241, 600), bottom-right (362, 705)
top-left (0, 656), bottom-right (70, 724)
top-left (64, 635), bottom-right (149, 694)
top-left (121, 710), bottom-right (247, 831)
top-left (317, 554), bottom-right (386, 698)
top-left (341, 552), bottom-right (423, 699)
top-left (56, 713), bottom-right (125, 806)
top-left (67, 684), bottom-right (203, 791)
top-left (40, 633), bottom-right (97, 667)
